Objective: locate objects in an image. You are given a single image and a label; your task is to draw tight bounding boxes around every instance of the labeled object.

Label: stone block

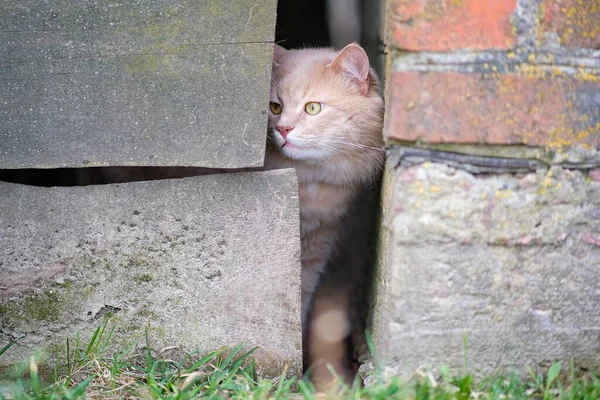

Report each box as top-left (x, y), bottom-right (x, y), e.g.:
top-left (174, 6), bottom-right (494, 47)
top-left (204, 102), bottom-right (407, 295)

top-left (386, 70), bottom-right (600, 148)
top-left (0, 169), bottom-right (301, 377)
top-left (389, 0), bottom-right (517, 51)
top-left (0, 0), bottom-right (277, 169)
top-left (372, 156), bottom-right (600, 377)
top-left (540, 0), bottom-right (600, 49)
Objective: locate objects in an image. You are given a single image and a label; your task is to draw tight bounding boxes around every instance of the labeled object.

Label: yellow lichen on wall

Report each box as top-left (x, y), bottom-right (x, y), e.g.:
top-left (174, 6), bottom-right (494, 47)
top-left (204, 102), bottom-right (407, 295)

top-left (540, 0), bottom-right (600, 48)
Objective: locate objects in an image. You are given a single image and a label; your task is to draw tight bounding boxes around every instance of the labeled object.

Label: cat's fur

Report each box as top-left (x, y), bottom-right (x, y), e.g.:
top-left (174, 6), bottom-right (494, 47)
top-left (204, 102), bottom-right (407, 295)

top-left (264, 43), bottom-right (384, 386)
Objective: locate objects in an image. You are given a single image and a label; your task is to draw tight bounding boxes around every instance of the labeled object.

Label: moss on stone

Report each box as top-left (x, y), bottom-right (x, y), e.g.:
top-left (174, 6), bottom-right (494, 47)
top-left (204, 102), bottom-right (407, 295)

top-left (135, 274), bottom-right (153, 284)
top-left (136, 306), bottom-right (158, 320)
top-left (0, 284), bottom-right (92, 331)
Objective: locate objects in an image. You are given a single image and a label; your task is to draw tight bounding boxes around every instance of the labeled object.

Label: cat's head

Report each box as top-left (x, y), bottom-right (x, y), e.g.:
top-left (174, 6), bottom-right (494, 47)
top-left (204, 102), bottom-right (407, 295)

top-left (267, 43), bottom-right (384, 164)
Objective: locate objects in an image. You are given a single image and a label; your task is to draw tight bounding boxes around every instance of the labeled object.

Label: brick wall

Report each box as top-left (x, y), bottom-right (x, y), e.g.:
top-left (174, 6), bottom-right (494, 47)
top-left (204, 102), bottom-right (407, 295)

top-left (385, 0), bottom-right (599, 151)
top-left (372, 0), bottom-right (600, 379)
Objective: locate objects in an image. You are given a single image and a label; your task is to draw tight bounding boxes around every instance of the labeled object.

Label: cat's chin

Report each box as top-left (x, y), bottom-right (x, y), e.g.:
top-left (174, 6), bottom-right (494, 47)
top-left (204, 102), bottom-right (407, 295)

top-left (280, 145), bottom-right (332, 162)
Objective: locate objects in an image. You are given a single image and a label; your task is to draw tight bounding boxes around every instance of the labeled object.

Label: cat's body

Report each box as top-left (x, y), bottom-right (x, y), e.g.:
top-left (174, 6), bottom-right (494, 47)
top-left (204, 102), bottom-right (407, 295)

top-left (265, 43), bottom-right (384, 386)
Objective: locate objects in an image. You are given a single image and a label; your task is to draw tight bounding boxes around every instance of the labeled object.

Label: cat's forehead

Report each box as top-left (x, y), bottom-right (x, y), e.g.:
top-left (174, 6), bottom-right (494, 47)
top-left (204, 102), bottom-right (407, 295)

top-left (274, 49), bottom-right (339, 100)
top-left (282, 48), bottom-right (337, 68)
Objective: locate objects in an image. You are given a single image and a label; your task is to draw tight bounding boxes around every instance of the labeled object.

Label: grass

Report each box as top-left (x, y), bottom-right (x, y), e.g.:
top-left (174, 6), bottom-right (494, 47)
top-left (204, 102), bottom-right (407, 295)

top-left (2, 319), bottom-right (600, 399)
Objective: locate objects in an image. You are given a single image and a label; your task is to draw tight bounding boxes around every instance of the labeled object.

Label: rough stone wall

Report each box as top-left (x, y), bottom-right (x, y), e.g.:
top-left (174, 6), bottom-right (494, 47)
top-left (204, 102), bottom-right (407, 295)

top-left (374, 0), bottom-right (600, 378)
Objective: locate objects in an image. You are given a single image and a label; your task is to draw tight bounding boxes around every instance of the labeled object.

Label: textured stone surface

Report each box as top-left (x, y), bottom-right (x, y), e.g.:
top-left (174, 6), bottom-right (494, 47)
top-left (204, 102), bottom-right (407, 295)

top-left (390, 0), bottom-right (517, 51)
top-left (0, 0), bottom-right (277, 169)
top-left (373, 157), bottom-right (600, 378)
top-left (540, 0), bottom-right (600, 49)
top-left (386, 70), bottom-right (600, 148)
top-left (0, 169), bottom-right (301, 377)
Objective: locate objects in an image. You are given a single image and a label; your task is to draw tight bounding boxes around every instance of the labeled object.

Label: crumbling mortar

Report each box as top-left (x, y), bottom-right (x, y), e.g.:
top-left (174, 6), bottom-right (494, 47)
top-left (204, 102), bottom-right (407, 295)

top-left (387, 146), bottom-right (600, 175)
top-left (390, 49), bottom-right (600, 75)
top-left (513, 0), bottom-right (544, 48)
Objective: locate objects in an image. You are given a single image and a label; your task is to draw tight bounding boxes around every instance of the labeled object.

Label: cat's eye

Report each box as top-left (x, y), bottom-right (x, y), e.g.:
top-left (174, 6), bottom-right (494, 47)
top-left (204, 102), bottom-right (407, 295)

top-left (270, 102), bottom-right (282, 114)
top-left (305, 102), bottom-right (322, 115)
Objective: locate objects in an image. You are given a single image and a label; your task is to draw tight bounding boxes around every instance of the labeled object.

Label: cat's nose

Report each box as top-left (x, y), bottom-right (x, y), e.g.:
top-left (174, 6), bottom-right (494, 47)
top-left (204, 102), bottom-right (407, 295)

top-left (276, 125), bottom-right (294, 139)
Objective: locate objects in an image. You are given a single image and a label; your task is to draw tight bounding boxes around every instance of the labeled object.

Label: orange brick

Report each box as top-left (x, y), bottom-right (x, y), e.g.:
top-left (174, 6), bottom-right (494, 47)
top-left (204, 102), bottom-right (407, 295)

top-left (386, 71), bottom-right (600, 149)
top-left (540, 0), bottom-right (600, 49)
top-left (391, 0), bottom-right (518, 51)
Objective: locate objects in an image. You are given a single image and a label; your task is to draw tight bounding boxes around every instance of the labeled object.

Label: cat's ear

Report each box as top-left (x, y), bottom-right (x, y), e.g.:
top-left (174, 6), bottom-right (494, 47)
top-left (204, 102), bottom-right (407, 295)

top-left (273, 44), bottom-right (288, 65)
top-left (329, 43), bottom-right (371, 95)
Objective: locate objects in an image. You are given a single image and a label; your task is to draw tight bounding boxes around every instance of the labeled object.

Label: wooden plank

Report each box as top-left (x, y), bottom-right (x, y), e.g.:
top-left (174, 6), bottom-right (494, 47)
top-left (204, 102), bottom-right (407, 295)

top-left (0, 0), bottom-right (276, 169)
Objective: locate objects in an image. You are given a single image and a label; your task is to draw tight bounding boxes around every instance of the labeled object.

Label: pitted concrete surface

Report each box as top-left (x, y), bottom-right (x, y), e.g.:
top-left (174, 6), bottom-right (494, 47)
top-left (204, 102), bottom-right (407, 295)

top-left (0, 169), bottom-right (301, 378)
top-left (373, 158), bottom-right (600, 378)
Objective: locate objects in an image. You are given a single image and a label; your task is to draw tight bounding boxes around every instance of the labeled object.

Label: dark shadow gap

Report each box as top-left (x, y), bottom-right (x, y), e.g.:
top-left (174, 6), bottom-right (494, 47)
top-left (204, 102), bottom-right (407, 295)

top-left (0, 166), bottom-right (259, 187)
top-left (275, 0), bottom-right (330, 49)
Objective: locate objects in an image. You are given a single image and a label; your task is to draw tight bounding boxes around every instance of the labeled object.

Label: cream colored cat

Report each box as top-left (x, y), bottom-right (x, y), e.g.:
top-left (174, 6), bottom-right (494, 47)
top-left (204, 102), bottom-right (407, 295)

top-left (264, 43), bottom-right (384, 386)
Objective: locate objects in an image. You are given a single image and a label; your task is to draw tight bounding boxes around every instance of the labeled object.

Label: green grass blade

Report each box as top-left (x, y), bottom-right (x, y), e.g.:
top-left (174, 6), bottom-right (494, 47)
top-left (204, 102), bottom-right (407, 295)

top-left (75, 348), bottom-right (86, 370)
top-left (28, 358), bottom-right (40, 396)
top-left (527, 365), bottom-right (543, 389)
top-left (99, 324), bottom-right (116, 354)
top-left (206, 346), bottom-right (256, 394)
top-left (546, 361), bottom-right (561, 390)
top-left (13, 378), bottom-right (25, 400)
top-left (91, 317), bottom-right (110, 356)
top-left (297, 379), bottom-right (316, 400)
top-left (0, 337), bottom-right (21, 358)
top-left (66, 338), bottom-right (72, 385)
top-left (274, 366), bottom-right (293, 397)
top-left (83, 325), bottom-right (101, 358)
top-left (229, 347), bottom-right (257, 372)
top-left (67, 375), bottom-right (94, 399)
top-left (184, 350), bottom-right (222, 374)
top-left (145, 325), bottom-right (153, 375)
top-left (218, 343), bottom-right (244, 370)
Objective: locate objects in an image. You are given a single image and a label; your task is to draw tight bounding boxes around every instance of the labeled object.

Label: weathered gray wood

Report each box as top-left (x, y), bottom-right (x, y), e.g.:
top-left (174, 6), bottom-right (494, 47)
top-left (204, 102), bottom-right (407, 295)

top-left (0, 0), bottom-right (276, 169)
top-left (0, 169), bottom-right (301, 377)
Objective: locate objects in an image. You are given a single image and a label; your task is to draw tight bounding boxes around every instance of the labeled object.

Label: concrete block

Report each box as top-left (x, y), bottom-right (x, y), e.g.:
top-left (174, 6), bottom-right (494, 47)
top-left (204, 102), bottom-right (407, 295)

top-left (0, 169), bottom-right (301, 377)
top-left (373, 154), bottom-right (600, 377)
top-left (0, 0), bottom-right (277, 169)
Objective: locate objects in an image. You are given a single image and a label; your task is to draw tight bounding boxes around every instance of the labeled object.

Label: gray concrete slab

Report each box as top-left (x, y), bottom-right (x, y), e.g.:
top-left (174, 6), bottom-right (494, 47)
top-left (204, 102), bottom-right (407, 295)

top-left (0, 0), bottom-right (277, 169)
top-left (372, 156), bottom-right (600, 378)
top-left (0, 169), bottom-right (301, 377)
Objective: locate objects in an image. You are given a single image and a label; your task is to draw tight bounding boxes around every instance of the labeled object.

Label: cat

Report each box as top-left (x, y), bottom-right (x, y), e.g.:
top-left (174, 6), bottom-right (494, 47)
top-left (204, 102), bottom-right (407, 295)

top-left (264, 43), bottom-right (384, 387)
top-left (2, 41), bottom-right (385, 387)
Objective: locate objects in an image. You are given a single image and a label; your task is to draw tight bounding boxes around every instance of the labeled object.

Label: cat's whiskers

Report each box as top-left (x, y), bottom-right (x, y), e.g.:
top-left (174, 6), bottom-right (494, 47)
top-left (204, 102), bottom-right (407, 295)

top-left (320, 139), bottom-right (384, 155)
top-left (302, 135), bottom-right (384, 152)
top-left (297, 136), bottom-right (385, 163)
top-left (300, 138), bottom-right (379, 155)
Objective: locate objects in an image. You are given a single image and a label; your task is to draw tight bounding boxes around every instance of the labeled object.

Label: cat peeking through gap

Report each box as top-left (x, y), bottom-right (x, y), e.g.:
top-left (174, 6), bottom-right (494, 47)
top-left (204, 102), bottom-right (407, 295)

top-left (264, 43), bottom-right (384, 389)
